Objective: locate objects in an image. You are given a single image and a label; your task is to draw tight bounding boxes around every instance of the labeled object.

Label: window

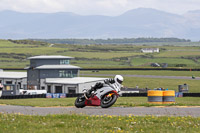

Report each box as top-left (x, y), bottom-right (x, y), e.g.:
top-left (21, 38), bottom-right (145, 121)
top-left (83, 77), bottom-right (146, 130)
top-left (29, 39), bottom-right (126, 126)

top-left (55, 86), bottom-right (62, 93)
top-left (59, 70), bottom-right (75, 78)
top-left (59, 70), bottom-right (66, 77)
top-left (6, 81), bottom-right (12, 84)
top-left (60, 60), bottom-right (69, 65)
top-left (4, 85), bottom-right (14, 90)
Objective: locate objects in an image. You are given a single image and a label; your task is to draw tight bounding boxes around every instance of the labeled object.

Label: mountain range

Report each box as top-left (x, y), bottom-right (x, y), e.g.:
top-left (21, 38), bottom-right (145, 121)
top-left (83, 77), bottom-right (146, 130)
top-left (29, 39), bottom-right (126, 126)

top-left (0, 8), bottom-right (200, 41)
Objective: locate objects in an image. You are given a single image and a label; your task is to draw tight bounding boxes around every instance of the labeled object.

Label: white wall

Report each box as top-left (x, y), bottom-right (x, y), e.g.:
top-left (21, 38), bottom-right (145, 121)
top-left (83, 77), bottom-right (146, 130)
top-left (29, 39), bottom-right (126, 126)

top-left (43, 79), bottom-right (105, 93)
top-left (78, 80), bottom-right (105, 93)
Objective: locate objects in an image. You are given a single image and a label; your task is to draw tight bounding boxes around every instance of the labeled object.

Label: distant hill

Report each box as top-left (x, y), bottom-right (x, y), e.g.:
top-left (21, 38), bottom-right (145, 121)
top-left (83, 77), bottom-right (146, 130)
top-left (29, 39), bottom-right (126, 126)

top-left (32, 38), bottom-right (190, 45)
top-left (0, 8), bottom-right (200, 41)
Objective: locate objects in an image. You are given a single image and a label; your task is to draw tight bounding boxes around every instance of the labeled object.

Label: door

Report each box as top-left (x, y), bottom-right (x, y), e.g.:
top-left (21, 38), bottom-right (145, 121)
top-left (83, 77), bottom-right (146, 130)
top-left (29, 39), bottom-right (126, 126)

top-left (47, 85), bottom-right (51, 93)
top-left (55, 86), bottom-right (62, 93)
top-left (68, 87), bottom-right (76, 94)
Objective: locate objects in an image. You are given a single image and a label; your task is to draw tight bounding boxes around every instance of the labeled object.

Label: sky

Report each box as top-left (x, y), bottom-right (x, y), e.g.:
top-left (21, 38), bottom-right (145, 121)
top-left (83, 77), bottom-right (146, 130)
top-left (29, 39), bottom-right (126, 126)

top-left (0, 0), bottom-right (200, 16)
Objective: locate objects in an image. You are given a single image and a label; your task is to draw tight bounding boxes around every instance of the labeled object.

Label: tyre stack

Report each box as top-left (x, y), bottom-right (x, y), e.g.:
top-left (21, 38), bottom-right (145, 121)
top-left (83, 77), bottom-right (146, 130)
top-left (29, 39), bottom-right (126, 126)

top-left (148, 90), bottom-right (175, 104)
top-left (148, 90), bottom-right (163, 104)
top-left (163, 90), bottom-right (175, 104)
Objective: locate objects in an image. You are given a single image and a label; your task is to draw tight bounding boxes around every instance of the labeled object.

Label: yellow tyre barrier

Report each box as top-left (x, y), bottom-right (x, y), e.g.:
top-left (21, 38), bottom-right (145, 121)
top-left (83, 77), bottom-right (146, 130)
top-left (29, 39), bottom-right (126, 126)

top-left (148, 90), bottom-right (163, 104)
top-left (163, 90), bottom-right (175, 104)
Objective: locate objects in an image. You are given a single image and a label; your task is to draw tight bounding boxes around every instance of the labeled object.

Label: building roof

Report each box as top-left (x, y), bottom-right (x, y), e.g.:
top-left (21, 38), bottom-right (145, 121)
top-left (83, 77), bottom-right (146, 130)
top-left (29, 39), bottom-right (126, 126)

top-left (35, 65), bottom-right (81, 69)
top-left (28, 55), bottom-right (74, 60)
top-left (46, 77), bottom-right (107, 84)
top-left (0, 72), bottom-right (27, 79)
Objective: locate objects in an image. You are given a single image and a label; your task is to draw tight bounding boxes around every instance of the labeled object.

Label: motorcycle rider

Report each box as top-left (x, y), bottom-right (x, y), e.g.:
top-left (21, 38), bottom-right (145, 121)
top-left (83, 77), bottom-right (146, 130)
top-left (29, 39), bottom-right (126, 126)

top-left (84, 75), bottom-right (124, 99)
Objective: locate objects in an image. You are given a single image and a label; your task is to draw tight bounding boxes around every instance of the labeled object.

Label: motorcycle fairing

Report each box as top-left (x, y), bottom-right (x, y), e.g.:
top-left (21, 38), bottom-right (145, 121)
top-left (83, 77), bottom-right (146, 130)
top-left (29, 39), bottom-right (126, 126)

top-left (94, 86), bottom-right (115, 99)
top-left (85, 95), bottom-right (101, 106)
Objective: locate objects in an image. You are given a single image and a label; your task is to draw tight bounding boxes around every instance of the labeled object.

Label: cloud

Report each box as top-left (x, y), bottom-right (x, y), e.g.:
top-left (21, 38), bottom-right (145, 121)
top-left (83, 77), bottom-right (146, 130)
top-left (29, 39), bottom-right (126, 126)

top-left (0, 0), bottom-right (200, 16)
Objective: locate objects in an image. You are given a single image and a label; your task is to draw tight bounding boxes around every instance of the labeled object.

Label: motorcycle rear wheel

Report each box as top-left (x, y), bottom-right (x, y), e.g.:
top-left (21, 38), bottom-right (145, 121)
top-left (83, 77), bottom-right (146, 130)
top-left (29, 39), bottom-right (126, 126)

top-left (101, 93), bottom-right (117, 108)
top-left (75, 96), bottom-right (86, 108)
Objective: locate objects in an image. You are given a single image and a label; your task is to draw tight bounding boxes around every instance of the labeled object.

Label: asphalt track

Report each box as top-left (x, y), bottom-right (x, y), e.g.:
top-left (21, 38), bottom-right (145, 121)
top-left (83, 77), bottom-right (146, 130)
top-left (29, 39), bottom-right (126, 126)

top-left (80, 74), bottom-right (200, 80)
top-left (0, 105), bottom-right (200, 117)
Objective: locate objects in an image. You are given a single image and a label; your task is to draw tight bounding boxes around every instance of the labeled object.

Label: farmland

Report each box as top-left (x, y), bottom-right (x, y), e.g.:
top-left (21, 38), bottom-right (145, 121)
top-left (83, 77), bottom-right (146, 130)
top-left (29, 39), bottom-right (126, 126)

top-left (1, 39), bottom-right (200, 93)
top-left (0, 39), bottom-right (200, 68)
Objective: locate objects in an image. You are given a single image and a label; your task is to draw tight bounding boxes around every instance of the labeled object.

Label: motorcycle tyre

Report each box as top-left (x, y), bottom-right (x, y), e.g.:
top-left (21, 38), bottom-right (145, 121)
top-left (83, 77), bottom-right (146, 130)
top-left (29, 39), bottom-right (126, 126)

top-left (101, 94), bottom-right (117, 108)
top-left (75, 96), bottom-right (86, 108)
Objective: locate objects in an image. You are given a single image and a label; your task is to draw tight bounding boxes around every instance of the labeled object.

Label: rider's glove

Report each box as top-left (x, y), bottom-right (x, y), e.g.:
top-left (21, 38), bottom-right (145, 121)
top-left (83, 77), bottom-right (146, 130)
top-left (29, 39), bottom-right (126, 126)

top-left (109, 78), bottom-right (115, 84)
top-left (104, 78), bottom-right (115, 84)
top-left (94, 82), bottom-right (103, 89)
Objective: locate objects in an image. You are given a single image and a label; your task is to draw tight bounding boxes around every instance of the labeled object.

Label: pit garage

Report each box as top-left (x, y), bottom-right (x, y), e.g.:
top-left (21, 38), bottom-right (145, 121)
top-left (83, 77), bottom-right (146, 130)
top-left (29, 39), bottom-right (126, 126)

top-left (44, 77), bottom-right (107, 94)
top-left (0, 71), bottom-right (27, 96)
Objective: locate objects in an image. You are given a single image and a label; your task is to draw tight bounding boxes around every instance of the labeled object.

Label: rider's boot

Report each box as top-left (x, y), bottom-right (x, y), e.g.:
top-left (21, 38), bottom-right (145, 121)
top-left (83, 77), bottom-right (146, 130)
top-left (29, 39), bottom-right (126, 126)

top-left (84, 87), bottom-right (95, 99)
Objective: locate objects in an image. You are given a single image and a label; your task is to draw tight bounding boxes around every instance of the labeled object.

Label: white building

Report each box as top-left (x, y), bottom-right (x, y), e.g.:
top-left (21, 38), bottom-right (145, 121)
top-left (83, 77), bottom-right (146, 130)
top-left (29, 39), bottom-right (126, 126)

top-left (0, 71), bottom-right (106, 95)
top-left (141, 48), bottom-right (159, 53)
top-left (45, 77), bottom-right (107, 93)
top-left (0, 72), bottom-right (27, 95)
top-left (0, 55), bottom-right (109, 95)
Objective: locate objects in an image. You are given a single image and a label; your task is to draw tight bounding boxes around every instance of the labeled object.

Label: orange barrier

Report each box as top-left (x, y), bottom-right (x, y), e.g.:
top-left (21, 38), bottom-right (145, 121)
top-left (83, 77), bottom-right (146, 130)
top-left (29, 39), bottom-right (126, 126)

top-left (148, 90), bottom-right (175, 104)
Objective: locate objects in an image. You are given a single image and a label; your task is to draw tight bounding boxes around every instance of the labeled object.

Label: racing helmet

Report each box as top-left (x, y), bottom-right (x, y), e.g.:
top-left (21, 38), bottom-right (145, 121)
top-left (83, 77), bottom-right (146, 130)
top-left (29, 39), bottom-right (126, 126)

top-left (114, 75), bottom-right (123, 85)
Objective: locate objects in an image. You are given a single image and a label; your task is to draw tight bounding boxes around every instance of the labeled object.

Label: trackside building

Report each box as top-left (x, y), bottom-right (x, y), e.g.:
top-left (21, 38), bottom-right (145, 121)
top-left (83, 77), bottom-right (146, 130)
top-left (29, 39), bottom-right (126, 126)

top-left (0, 55), bottom-right (106, 96)
top-left (0, 71), bottom-right (27, 95)
top-left (25, 55), bottom-right (106, 94)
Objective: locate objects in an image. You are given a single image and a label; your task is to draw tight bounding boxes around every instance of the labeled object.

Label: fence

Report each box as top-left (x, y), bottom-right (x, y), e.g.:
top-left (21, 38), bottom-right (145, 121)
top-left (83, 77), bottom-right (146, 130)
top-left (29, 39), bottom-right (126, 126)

top-left (183, 93), bottom-right (200, 97)
top-left (0, 93), bottom-right (199, 99)
top-left (0, 94), bottom-right (46, 99)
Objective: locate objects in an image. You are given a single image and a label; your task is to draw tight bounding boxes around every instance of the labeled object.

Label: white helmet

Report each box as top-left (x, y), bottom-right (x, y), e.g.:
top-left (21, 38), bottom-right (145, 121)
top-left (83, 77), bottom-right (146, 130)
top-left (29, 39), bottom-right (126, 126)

top-left (114, 75), bottom-right (123, 85)
top-left (110, 75), bottom-right (123, 92)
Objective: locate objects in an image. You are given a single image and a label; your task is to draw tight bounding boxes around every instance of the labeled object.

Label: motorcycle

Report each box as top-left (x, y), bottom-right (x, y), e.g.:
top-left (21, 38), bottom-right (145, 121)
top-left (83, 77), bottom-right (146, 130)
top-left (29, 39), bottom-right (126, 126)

top-left (75, 84), bottom-right (120, 108)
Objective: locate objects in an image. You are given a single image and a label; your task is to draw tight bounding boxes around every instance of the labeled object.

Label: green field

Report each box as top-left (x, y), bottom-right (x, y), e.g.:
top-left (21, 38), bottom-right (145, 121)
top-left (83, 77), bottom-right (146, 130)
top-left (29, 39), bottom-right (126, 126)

top-left (81, 74), bottom-right (200, 92)
top-left (0, 113), bottom-right (199, 133)
top-left (81, 70), bottom-right (200, 77)
top-left (0, 97), bottom-right (200, 107)
top-left (1, 39), bottom-right (200, 68)
top-left (155, 51), bottom-right (200, 58)
top-left (131, 57), bottom-right (198, 67)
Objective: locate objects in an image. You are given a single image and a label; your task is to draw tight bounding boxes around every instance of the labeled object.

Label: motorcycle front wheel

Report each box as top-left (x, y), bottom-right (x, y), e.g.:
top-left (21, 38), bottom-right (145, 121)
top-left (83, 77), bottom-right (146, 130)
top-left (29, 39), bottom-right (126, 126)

top-left (101, 93), bottom-right (117, 108)
top-left (75, 96), bottom-right (86, 108)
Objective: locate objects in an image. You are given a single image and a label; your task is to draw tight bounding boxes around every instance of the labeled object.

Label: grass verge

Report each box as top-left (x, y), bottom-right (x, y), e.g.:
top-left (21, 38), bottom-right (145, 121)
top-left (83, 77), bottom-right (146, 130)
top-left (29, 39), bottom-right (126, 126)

top-left (0, 113), bottom-right (199, 133)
